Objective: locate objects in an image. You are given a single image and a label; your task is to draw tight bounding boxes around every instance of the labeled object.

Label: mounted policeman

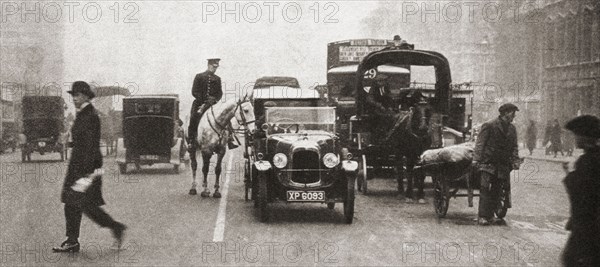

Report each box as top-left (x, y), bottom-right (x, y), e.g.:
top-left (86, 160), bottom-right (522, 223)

top-left (187, 58), bottom-right (238, 150)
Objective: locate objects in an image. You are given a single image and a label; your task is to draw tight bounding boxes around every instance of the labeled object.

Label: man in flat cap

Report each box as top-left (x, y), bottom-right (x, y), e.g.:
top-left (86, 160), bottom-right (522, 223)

top-left (53, 81), bottom-right (126, 252)
top-left (473, 103), bottom-right (521, 225)
top-left (561, 115), bottom-right (600, 266)
top-left (187, 58), bottom-right (237, 150)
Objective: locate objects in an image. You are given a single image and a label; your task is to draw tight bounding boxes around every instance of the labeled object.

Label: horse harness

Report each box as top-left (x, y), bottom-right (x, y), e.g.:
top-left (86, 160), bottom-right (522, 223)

top-left (206, 99), bottom-right (255, 145)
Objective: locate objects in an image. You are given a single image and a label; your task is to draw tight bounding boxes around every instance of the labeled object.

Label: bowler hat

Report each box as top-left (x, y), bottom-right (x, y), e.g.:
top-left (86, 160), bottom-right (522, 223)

top-left (498, 103), bottom-right (519, 114)
top-left (67, 81), bottom-right (95, 99)
top-left (565, 115), bottom-right (600, 138)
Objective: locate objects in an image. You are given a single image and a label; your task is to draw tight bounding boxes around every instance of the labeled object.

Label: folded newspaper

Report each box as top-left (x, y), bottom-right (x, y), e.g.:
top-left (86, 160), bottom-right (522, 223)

top-left (71, 168), bottom-right (105, 193)
top-left (420, 142), bottom-right (475, 165)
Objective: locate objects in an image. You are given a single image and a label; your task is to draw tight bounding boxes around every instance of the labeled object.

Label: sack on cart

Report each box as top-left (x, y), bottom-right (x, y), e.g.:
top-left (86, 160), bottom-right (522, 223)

top-left (420, 142), bottom-right (475, 165)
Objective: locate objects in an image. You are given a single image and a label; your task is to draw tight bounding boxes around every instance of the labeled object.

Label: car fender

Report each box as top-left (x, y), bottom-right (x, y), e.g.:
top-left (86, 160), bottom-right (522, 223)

top-left (254, 160), bottom-right (272, 171)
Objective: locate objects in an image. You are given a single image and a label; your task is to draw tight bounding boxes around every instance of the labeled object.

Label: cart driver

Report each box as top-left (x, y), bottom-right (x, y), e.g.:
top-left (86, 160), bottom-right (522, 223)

top-left (187, 58), bottom-right (238, 150)
top-left (365, 74), bottom-right (397, 139)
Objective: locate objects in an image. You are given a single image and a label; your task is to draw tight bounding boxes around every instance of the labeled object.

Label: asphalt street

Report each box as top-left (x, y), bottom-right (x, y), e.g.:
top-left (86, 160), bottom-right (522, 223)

top-left (0, 144), bottom-right (571, 266)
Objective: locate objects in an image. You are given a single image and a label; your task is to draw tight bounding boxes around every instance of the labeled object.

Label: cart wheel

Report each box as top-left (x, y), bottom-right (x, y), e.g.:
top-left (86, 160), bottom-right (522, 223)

top-left (495, 188), bottom-right (509, 219)
top-left (173, 164), bottom-right (180, 174)
top-left (359, 155), bottom-right (368, 194)
top-left (257, 172), bottom-right (268, 222)
top-left (119, 163), bottom-right (127, 174)
top-left (327, 202), bottom-right (335, 210)
top-left (344, 175), bottom-right (356, 224)
top-left (433, 174), bottom-right (450, 218)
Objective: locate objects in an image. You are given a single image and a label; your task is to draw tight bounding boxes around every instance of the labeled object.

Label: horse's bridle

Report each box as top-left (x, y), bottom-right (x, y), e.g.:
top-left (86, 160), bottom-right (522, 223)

top-left (206, 98), bottom-right (255, 138)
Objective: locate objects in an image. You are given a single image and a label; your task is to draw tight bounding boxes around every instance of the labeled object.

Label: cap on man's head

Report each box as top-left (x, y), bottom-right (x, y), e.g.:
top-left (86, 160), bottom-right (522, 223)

top-left (207, 58), bottom-right (220, 65)
top-left (393, 35), bottom-right (401, 41)
top-left (67, 81), bottom-right (95, 99)
top-left (565, 115), bottom-right (600, 138)
top-left (498, 103), bottom-right (519, 114)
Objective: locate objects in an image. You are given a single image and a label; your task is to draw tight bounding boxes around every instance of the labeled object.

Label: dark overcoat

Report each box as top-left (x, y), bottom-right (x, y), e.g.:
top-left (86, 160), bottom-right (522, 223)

top-left (473, 117), bottom-right (520, 167)
top-left (562, 148), bottom-right (600, 266)
top-left (191, 71), bottom-right (222, 104)
top-left (61, 103), bottom-right (104, 206)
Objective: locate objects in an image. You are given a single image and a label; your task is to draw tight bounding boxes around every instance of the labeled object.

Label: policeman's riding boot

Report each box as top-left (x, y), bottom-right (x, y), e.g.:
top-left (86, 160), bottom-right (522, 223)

top-left (227, 136), bottom-right (238, 149)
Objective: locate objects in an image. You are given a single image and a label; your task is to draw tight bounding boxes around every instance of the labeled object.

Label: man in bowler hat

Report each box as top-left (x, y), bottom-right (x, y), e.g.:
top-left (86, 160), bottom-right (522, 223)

top-left (53, 81), bottom-right (126, 252)
top-left (561, 115), bottom-right (600, 266)
top-left (187, 58), bottom-right (237, 150)
top-left (473, 103), bottom-right (521, 225)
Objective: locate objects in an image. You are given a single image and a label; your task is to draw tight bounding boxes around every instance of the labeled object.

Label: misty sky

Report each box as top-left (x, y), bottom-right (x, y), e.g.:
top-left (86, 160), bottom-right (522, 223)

top-left (62, 1), bottom-right (387, 113)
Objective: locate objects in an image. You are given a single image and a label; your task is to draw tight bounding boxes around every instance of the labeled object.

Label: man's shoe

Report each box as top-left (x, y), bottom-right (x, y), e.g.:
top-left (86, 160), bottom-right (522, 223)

top-left (52, 241), bottom-right (80, 253)
top-left (492, 217), bottom-right (506, 225)
top-left (477, 217), bottom-right (491, 226)
top-left (112, 224), bottom-right (127, 249)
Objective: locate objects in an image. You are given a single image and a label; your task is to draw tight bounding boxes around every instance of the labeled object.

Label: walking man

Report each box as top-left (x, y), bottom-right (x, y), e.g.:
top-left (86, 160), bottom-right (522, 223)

top-left (473, 103), bottom-right (521, 225)
top-left (53, 81), bottom-right (126, 252)
top-left (187, 58), bottom-right (237, 150)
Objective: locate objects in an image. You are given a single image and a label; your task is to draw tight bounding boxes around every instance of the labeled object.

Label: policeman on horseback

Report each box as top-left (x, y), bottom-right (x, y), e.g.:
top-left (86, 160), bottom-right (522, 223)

top-left (187, 58), bottom-right (238, 150)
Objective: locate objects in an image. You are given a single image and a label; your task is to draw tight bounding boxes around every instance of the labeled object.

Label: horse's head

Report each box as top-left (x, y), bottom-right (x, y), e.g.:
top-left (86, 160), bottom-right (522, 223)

top-left (234, 98), bottom-right (256, 132)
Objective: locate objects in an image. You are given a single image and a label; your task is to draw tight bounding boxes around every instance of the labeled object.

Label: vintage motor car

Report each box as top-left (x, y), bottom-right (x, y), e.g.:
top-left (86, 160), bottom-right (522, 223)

top-left (116, 94), bottom-right (182, 174)
top-left (246, 86), bottom-right (358, 223)
top-left (20, 96), bottom-right (66, 162)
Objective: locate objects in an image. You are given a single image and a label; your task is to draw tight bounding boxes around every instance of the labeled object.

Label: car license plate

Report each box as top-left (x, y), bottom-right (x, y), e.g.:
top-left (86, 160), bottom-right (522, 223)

top-left (140, 155), bottom-right (159, 160)
top-left (287, 191), bottom-right (325, 202)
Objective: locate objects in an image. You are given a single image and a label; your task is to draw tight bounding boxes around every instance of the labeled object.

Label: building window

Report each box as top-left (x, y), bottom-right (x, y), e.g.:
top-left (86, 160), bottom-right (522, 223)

top-left (581, 9), bottom-right (593, 62)
top-left (556, 18), bottom-right (565, 65)
top-left (566, 16), bottom-right (576, 65)
top-left (545, 21), bottom-right (555, 67)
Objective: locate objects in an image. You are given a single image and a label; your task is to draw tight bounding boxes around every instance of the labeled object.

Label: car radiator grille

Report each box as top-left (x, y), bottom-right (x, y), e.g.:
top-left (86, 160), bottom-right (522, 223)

top-left (291, 150), bottom-right (320, 184)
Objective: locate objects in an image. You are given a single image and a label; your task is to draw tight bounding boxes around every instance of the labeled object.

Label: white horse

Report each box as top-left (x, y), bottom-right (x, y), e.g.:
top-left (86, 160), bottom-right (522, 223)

top-left (188, 95), bottom-right (255, 197)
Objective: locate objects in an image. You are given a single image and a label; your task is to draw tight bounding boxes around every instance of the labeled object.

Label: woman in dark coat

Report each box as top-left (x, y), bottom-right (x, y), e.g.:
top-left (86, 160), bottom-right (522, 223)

top-left (53, 81), bottom-right (126, 253)
top-left (525, 120), bottom-right (537, 155)
top-left (561, 115), bottom-right (600, 266)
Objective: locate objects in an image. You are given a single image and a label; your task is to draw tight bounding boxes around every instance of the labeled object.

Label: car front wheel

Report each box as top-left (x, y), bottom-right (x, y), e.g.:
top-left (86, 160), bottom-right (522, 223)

top-left (257, 172), bottom-right (269, 222)
top-left (344, 174), bottom-right (356, 224)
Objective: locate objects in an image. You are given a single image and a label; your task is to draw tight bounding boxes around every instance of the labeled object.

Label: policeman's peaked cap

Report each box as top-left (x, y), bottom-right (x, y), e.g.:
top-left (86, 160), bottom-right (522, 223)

top-left (67, 81), bottom-right (95, 99)
top-left (565, 115), bottom-right (600, 138)
top-left (498, 103), bottom-right (519, 114)
top-left (207, 58), bottom-right (220, 65)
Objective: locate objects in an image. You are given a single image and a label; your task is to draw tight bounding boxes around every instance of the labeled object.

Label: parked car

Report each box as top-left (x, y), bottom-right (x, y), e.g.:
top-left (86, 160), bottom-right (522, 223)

top-left (245, 86), bottom-right (358, 223)
top-left (20, 96), bottom-right (66, 162)
top-left (116, 94), bottom-right (183, 173)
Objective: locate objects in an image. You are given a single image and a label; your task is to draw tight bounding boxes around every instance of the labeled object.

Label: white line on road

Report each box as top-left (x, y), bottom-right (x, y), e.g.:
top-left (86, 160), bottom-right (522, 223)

top-left (213, 153), bottom-right (234, 242)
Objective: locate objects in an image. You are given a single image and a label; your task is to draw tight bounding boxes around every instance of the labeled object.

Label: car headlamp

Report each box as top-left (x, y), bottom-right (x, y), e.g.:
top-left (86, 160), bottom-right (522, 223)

top-left (272, 153), bottom-right (287, 168)
top-left (323, 153), bottom-right (339, 168)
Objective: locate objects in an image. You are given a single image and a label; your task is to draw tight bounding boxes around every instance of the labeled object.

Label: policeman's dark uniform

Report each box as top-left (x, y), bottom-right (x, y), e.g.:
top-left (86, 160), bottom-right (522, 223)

top-left (473, 103), bottom-right (520, 224)
top-left (187, 59), bottom-right (223, 145)
top-left (561, 115), bottom-right (600, 267)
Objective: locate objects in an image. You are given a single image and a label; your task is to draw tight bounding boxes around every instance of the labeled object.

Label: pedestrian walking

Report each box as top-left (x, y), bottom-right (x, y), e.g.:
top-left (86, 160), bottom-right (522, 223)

top-left (525, 119), bottom-right (537, 156)
top-left (473, 103), bottom-right (521, 226)
top-left (52, 81), bottom-right (126, 253)
top-left (561, 115), bottom-right (600, 266)
top-left (550, 119), bottom-right (564, 157)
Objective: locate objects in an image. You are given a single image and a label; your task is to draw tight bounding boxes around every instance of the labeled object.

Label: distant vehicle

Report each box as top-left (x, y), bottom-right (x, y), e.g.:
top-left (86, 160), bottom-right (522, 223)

top-left (245, 86), bottom-right (358, 223)
top-left (116, 94), bottom-right (183, 174)
top-left (20, 96), bottom-right (66, 162)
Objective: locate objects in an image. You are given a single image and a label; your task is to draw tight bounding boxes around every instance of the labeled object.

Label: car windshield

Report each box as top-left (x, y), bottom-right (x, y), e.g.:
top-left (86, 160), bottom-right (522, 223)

top-left (265, 107), bottom-right (335, 132)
